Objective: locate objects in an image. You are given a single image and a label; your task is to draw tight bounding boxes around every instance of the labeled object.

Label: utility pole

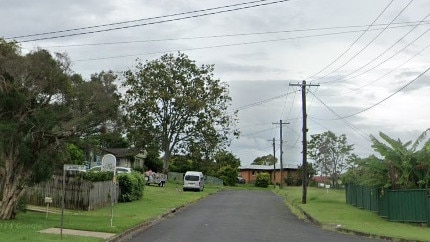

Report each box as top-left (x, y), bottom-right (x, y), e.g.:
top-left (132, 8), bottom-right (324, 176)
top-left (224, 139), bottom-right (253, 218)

top-left (273, 120), bottom-right (289, 189)
top-left (272, 137), bottom-right (276, 188)
top-left (267, 138), bottom-right (277, 188)
top-left (289, 80), bottom-right (319, 204)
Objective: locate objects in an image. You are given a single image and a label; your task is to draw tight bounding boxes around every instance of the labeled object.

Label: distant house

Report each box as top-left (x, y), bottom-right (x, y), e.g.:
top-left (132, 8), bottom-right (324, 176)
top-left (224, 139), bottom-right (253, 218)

top-left (312, 176), bottom-right (330, 185)
top-left (238, 164), bottom-right (298, 185)
top-left (100, 148), bottom-right (147, 168)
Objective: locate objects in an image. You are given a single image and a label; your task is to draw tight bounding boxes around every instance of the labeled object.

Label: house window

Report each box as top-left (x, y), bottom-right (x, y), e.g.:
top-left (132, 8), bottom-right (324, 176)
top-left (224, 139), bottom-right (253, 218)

top-left (252, 171), bottom-right (255, 176)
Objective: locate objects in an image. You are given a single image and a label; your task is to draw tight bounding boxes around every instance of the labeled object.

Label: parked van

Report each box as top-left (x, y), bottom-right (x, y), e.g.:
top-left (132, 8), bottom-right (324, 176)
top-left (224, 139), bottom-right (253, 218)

top-left (183, 171), bottom-right (205, 192)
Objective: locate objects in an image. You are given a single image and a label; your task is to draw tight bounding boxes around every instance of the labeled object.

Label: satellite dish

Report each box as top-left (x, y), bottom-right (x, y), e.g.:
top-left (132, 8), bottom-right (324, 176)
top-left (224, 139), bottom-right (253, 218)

top-left (101, 154), bottom-right (116, 172)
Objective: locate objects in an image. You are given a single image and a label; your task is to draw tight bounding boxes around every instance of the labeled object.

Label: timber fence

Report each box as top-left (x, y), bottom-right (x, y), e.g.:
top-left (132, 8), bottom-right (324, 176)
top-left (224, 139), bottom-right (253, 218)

top-left (26, 175), bottom-right (118, 211)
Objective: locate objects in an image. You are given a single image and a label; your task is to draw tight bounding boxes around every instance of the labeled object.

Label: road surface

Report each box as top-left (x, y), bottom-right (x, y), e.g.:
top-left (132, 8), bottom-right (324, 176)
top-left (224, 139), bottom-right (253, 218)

top-left (127, 190), bottom-right (381, 242)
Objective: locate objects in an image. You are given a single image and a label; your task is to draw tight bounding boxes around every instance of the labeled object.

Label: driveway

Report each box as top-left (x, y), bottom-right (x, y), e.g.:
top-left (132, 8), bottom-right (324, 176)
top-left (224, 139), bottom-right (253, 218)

top-left (127, 190), bottom-right (381, 242)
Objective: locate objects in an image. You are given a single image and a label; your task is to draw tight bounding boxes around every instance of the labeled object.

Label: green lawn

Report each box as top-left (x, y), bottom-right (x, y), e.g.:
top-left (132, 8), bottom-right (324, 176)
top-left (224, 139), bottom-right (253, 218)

top-left (3, 184), bottom-right (429, 241)
top-left (276, 186), bottom-right (430, 241)
top-left (0, 184), bottom-right (221, 241)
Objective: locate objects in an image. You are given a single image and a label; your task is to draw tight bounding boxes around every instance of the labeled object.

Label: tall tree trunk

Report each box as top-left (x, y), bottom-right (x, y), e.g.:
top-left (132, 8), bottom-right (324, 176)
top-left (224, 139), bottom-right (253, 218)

top-left (0, 180), bottom-right (27, 220)
top-left (0, 156), bottom-right (27, 220)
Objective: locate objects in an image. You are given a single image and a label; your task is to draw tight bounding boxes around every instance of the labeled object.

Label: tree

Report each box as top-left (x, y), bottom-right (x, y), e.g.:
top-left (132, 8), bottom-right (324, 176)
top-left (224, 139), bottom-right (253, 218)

top-left (214, 151), bottom-right (241, 169)
top-left (295, 163), bottom-right (316, 186)
top-left (251, 154), bottom-right (277, 165)
top-left (217, 165), bottom-right (238, 186)
top-left (307, 131), bottom-right (355, 188)
top-left (122, 52), bottom-right (238, 173)
top-left (0, 40), bottom-right (122, 219)
top-left (369, 129), bottom-right (430, 189)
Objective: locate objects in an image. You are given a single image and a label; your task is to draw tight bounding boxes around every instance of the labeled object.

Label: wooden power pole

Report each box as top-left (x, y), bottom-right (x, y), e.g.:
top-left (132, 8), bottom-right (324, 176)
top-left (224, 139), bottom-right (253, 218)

top-left (273, 120), bottom-right (289, 189)
top-left (289, 80), bottom-right (319, 204)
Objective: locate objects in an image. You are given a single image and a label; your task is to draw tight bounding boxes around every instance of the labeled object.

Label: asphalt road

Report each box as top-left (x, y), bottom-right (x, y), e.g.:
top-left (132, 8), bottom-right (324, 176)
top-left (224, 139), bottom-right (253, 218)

top-left (127, 190), bottom-right (381, 242)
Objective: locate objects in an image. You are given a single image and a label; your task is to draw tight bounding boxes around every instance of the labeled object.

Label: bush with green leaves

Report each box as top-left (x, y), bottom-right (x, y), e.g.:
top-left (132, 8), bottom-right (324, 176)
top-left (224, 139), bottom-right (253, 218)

top-left (82, 171), bottom-right (114, 182)
top-left (117, 171), bottom-right (145, 202)
top-left (217, 165), bottom-right (238, 186)
top-left (255, 172), bottom-right (270, 188)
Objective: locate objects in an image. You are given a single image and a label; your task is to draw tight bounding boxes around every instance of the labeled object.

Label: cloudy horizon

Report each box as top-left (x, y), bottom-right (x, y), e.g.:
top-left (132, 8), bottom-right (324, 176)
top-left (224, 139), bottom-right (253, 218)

top-left (2, 0), bottom-right (429, 166)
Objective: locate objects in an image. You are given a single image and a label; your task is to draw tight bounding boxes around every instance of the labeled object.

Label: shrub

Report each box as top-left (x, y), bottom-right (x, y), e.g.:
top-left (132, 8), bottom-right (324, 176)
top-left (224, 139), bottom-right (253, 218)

top-left (255, 172), bottom-right (270, 188)
top-left (82, 171), bottom-right (114, 182)
top-left (217, 165), bottom-right (237, 186)
top-left (117, 171), bottom-right (145, 202)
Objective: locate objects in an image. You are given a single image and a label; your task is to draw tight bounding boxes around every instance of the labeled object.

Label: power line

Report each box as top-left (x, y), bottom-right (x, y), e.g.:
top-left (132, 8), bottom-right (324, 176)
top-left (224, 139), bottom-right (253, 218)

top-left (228, 90), bottom-right (296, 113)
top-left (12, 0), bottom-right (290, 43)
top-left (8, 0), bottom-right (280, 40)
top-left (72, 26), bottom-right (413, 62)
top-left (303, 0), bottom-right (396, 81)
top-left (328, 39), bottom-right (430, 97)
top-left (322, 26), bottom-right (430, 85)
top-left (308, 116), bottom-right (374, 154)
top-left (307, 91), bottom-right (370, 142)
top-left (310, 67), bottom-right (430, 120)
top-left (320, 12), bottom-right (430, 85)
top-left (312, 0), bottom-right (414, 83)
top-left (40, 20), bottom-right (430, 48)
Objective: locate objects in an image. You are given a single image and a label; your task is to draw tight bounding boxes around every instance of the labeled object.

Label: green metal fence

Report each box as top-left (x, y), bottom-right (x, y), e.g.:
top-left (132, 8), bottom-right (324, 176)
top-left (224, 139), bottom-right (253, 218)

top-left (387, 190), bottom-right (427, 223)
top-left (346, 184), bottom-right (429, 225)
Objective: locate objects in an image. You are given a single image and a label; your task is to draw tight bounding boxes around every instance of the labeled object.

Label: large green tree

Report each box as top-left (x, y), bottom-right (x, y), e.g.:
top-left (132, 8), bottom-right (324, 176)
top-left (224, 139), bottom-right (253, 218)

top-left (307, 131), bottom-right (356, 188)
top-left (251, 154), bottom-right (277, 165)
top-left (0, 40), bottom-right (122, 219)
top-left (214, 151), bottom-right (241, 169)
top-left (122, 52), bottom-right (238, 173)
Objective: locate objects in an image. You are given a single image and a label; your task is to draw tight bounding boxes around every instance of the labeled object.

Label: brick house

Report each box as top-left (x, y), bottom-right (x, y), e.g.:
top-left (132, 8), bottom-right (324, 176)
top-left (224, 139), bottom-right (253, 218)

top-left (238, 164), bottom-right (298, 185)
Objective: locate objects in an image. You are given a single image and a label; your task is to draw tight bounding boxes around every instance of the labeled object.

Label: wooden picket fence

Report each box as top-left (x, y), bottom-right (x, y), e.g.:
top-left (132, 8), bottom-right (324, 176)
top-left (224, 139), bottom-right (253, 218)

top-left (26, 175), bottom-right (118, 211)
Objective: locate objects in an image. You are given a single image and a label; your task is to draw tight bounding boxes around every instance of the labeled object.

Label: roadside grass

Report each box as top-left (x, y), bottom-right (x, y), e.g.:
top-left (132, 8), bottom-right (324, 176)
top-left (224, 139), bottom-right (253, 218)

top-left (276, 186), bottom-right (430, 241)
top-left (0, 184), bottom-right (220, 241)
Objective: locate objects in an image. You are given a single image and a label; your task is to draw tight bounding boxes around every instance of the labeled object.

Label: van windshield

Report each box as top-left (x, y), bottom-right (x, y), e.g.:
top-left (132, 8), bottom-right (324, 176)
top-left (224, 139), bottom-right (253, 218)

top-left (185, 175), bottom-right (199, 181)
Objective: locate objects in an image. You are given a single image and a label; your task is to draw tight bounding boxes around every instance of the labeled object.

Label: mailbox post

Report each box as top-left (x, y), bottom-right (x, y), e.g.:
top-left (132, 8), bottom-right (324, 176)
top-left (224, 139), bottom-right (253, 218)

top-left (44, 197), bottom-right (52, 219)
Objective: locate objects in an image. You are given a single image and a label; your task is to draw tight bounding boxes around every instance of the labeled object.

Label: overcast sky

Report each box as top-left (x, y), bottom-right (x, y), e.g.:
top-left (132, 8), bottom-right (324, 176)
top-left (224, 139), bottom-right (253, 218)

top-left (2, 0), bottom-right (430, 166)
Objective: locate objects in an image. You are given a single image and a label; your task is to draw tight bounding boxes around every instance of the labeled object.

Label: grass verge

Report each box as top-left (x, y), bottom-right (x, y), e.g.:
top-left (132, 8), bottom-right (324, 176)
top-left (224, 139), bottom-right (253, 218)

top-left (276, 186), bottom-right (430, 241)
top-left (0, 184), bottom-right (220, 241)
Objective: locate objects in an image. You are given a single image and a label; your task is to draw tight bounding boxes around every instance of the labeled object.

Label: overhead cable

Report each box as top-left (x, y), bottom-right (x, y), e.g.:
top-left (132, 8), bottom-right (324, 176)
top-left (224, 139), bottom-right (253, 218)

top-left (303, 0), bottom-right (396, 81)
top-left (12, 0), bottom-right (290, 43)
top-left (312, 0), bottom-right (414, 83)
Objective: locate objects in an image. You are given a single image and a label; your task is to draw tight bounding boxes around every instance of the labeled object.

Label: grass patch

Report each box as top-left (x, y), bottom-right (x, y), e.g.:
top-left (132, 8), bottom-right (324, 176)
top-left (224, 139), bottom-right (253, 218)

top-left (0, 184), bottom-right (220, 241)
top-left (277, 186), bottom-right (430, 241)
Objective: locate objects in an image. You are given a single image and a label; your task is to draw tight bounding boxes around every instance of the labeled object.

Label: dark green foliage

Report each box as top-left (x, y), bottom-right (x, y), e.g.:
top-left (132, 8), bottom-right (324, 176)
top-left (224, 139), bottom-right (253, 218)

top-left (345, 129), bottom-right (430, 189)
top-left (142, 147), bottom-right (163, 173)
top-left (122, 52), bottom-right (238, 172)
top-left (117, 172), bottom-right (145, 202)
top-left (133, 166), bottom-right (145, 173)
top-left (0, 39), bottom-right (124, 219)
top-left (82, 171), bottom-right (114, 182)
top-left (307, 131), bottom-right (356, 188)
top-left (252, 154), bottom-right (277, 165)
top-left (168, 155), bottom-right (195, 173)
top-left (215, 151), bottom-right (241, 168)
top-left (296, 163), bottom-right (316, 187)
top-left (217, 165), bottom-right (237, 186)
top-left (255, 172), bottom-right (270, 188)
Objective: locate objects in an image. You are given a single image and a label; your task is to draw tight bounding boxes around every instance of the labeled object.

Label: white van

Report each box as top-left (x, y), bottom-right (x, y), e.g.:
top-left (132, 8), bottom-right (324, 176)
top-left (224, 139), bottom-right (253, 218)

top-left (183, 171), bottom-right (205, 192)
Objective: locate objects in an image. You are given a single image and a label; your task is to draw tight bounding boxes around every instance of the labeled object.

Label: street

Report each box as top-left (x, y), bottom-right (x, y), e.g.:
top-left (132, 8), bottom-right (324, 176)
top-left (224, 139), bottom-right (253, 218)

top-left (127, 190), bottom-right (381, 242)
